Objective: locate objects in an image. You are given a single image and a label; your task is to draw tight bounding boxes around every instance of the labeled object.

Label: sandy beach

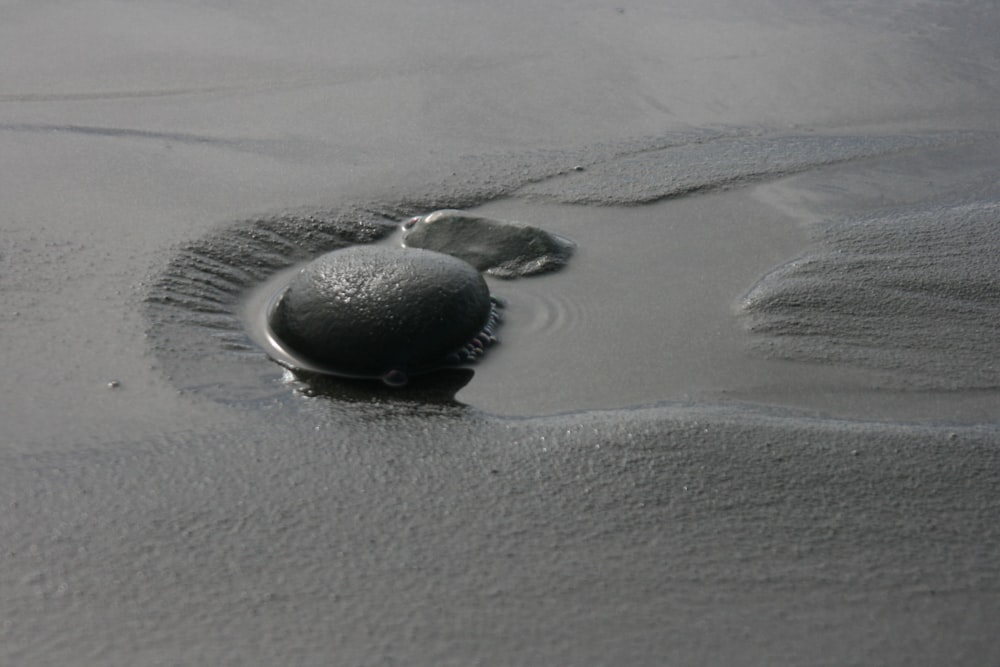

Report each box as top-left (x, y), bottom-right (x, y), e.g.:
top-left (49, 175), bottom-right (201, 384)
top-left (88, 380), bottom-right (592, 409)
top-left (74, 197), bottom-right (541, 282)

top-left (2, 1), bottom-right (999, 664)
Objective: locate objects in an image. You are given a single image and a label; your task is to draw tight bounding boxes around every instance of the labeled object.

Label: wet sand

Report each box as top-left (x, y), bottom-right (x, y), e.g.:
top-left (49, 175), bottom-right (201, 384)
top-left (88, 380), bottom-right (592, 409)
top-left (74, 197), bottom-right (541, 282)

top-left (2, 1), bottom-right (999, 664)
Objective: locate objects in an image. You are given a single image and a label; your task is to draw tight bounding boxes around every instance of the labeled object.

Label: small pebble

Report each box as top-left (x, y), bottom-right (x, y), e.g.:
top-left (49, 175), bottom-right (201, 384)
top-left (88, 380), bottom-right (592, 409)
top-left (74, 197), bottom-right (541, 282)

top-left (107, 379), bottom-right (121, 389)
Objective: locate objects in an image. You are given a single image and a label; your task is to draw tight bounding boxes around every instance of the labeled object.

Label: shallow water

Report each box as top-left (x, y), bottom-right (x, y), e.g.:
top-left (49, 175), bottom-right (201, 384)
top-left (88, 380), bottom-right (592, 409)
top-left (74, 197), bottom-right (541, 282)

top-left (463, 194), bottom-right (813, 415)
top-left (151, 129), bottom-right (1000, 423)
top-left (465, 190), bottom-right (1000, 422)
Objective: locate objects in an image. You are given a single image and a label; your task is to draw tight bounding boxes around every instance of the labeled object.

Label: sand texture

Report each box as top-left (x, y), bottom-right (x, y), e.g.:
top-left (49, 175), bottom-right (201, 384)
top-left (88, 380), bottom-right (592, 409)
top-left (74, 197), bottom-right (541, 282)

top-left (2, 1), bottom-right (999, 665)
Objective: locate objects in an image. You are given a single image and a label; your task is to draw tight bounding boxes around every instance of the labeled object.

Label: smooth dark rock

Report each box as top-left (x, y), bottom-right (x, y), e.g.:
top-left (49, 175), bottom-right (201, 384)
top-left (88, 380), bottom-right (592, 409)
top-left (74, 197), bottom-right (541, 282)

top-left (268, 246), bottom-right (494, 383)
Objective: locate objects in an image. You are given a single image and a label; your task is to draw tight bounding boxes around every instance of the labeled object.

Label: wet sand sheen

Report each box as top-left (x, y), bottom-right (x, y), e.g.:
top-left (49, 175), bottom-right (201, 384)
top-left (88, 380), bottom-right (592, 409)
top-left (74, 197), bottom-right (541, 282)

top-left (4, 1), bottom-right (1000, 664)
top-left (459, 189), bottom-right (1000, 423)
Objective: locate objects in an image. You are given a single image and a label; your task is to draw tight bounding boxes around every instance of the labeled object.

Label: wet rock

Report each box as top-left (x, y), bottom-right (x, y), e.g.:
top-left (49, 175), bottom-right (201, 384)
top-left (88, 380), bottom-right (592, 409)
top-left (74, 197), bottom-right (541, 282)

top-left (402, 209), bottom-right (575, 279)
top-left (268, 246), bottom-right (500, 385)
